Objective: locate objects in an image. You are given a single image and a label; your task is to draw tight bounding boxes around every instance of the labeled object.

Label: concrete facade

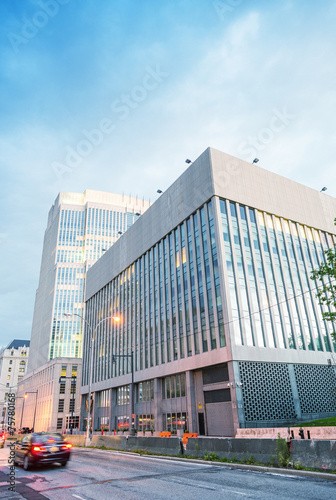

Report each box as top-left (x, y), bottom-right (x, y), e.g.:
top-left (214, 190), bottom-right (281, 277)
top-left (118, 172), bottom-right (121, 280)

top-left (0, 340), bottom-right (30, 428)
top-left (16, 358), bottom-right (82, 433)
top-left (82, 148), bottom-right (336, 437)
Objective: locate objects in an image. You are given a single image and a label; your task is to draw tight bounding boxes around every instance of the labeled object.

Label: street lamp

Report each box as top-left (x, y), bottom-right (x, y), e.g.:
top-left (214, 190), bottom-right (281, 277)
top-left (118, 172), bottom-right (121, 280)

top-left (21, 392), bottom-right (38, 431)
top-left (64, 312), bottom-right (121, 446)
top-left (20, 394), bottom-right (27, 429)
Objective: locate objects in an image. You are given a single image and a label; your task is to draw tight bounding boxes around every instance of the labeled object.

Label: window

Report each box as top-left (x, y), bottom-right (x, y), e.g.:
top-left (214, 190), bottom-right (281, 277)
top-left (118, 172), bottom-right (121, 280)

top-left (203, 364), bottom-right (229, 385)
top-left (19, 368), bottom-right (25, 373)
top-left (57, 418), bottom-right (63, 430)
top-left (163, 412), bottom-right (187, 433)
top-left (69, 399), bottom-right (75, 413)
top-left (20, 360), bottom-right (25, 365)
top-left (10, 351), bottom-right (14, 356)
top-left (59, 382), bottom-right (65, 394)
top-left (204, 389), bottom-right (231, 404)
top-left (9, 360), bottom-right (12, 365)
top-left (7, 376), bottom-right (10, 380)
top-left (8, 368), bottom-right (11, 372)
top-left (138, 381), bottom-right (154, 402)
top-left (71, 365), bottom-right (77, 377)
top-left (58, 399), bottom-right (64, 412)
top-left (117, 386), bottom-right (129, 405)
top-left (61, 366), bottom-right (67, 377)
top-left (163, 374), bottom-right (185, 399)
top-left (66, 416), bottom-right (79, 429)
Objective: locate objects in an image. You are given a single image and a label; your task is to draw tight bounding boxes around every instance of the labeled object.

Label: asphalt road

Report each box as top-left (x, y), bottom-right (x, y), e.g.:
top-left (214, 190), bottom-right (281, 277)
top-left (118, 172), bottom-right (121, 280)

top-left (0, 445), bottom-right (335, 499)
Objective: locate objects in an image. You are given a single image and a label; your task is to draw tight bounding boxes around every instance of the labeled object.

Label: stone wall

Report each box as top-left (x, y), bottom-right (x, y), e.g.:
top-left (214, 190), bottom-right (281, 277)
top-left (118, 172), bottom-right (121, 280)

top-left (63, 434), bottom-right (336, 470)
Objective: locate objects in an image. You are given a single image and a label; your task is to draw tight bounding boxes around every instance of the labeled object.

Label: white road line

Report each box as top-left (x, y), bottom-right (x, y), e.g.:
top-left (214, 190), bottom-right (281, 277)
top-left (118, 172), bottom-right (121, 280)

top-left (141, 456), bottom-right (213, 467)
top-left (225, 491), bottom-right (251, 497)
top-left (72, 495), bottom-right (88, 500)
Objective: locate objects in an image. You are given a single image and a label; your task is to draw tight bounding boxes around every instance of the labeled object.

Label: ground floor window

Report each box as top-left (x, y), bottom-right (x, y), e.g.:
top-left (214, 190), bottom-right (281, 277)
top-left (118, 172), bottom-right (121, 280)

top-left (57, 418), bottom-right (63, 430)
top-left (98, 416), bottom-right (109, 430)
top-left (66, 416), bottom-right (79, 429)
top-left (116, 415), bottom-right (129, 430)
top-left (138, 414), bottom-right (154, 431)
top-left (163, 412), bottom-right (188, 433)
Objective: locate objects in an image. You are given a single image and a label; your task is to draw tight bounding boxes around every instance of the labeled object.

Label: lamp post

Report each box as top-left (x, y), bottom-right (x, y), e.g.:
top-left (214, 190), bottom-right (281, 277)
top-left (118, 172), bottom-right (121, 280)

top-left (112, 350), bottom-right (135, 436)
top-left (20, 394), bottom-right (27, 429)
top-left (22, 392), bottom-right (38, 431)
top-left (64, 312), bottom-right (121, 446)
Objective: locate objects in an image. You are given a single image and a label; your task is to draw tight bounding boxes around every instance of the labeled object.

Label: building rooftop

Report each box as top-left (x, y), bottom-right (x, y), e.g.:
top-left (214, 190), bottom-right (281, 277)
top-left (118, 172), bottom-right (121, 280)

top-left (5, 339), bottom-right (30, 350)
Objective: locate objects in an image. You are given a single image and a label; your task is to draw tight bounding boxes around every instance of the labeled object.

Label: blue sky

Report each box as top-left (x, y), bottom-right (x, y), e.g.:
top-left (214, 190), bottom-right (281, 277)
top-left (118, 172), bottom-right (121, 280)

top-left (1, 0), bottom-right (336, 348)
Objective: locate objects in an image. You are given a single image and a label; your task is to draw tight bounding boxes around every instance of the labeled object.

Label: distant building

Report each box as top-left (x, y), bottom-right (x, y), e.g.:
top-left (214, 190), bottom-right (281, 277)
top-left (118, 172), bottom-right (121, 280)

top-left (16, 358), bottom-right (82, 433)
top-left (81, 147), bottom-right (336, 436)
top-left (28, 190), bottom-right (151, 373)
top-left (0, 340), bottom-right (30, 428)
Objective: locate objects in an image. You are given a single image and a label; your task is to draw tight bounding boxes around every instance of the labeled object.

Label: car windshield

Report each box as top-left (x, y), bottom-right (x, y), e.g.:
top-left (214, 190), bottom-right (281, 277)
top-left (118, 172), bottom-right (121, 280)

top-left (33, 434), bottom-right (64, 444)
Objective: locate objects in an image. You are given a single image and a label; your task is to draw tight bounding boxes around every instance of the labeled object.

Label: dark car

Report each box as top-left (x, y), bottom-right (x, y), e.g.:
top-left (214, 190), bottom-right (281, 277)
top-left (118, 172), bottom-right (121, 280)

top-left (18, 427), bottom-right (31, 434)
top-left (14, 433), bottom-right (72, 470)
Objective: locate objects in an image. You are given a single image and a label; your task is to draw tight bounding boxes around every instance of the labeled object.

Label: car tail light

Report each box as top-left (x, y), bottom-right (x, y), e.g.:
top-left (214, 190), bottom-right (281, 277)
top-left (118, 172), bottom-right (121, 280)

top-left (62, 443), bottom-right (72, 449)
top-left (32, 446), bottom-right (46, 453)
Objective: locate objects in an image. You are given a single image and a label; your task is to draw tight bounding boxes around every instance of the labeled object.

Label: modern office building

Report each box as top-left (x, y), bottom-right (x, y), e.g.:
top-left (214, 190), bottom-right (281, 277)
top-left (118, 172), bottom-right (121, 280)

top-left (0, 340), bottom-right (30, 428)
top-left (16, 358), bottom-right (82, 433)
top-left (82, 147), bottom-right (336, 436)
top-left (28, 190), bottom-right (151, 373)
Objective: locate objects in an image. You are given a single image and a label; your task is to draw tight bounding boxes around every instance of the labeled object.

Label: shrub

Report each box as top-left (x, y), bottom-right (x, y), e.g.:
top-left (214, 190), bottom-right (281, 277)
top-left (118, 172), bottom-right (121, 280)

top-left (276, 433), bottom-right (290, 468)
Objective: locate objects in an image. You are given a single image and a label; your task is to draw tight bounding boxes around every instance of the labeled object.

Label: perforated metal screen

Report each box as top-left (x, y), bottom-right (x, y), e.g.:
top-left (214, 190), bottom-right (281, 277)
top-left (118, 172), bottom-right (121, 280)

top-left (238, 361), bottom-right (296, 422)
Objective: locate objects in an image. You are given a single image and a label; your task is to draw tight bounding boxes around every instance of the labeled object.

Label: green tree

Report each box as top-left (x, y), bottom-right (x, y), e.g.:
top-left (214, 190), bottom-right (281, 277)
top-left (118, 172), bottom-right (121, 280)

top-left (310, 218), bottom-right (336, 340)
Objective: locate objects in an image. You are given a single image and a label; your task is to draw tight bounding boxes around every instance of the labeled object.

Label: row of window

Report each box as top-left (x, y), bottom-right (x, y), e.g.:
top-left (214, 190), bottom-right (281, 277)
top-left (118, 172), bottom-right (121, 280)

top-left (220, 199), bottom-right (335, 351)
top-left (84, 200), bottom-right (223, 385)
top-left (58, 399), bottom-right (76, 413)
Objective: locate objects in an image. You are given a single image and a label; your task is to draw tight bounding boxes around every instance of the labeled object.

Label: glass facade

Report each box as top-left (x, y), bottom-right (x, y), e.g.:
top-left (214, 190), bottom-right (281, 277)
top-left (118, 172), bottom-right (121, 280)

top-left (219, 199), bottom-right (335, 351)
top-left (50, 205), bottom-right (140, 360)
top-left (84, 200), bottom-right (225, 386)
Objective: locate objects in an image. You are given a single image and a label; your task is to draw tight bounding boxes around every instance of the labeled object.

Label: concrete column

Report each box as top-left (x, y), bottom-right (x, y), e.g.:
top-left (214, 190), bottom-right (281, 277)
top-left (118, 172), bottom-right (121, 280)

top-left (110, 388), bottom-right (117, 432)
top-left (288, 364), bottom-right (302, 420)
top-left (186, 370), bottom-right (197, 433)
top-left (154, 378), bottom-right (163, 432)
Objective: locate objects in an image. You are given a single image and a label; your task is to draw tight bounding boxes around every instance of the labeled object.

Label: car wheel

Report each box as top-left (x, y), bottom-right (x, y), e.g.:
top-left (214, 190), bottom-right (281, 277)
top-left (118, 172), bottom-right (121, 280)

top-left (23, 455), bottom-right (30, 471)
top-left (60, 460), bottom-right (67, 467)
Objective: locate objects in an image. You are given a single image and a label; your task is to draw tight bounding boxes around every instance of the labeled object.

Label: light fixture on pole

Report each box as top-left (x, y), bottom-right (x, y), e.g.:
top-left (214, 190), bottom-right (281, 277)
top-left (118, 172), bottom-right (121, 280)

top-left (321, 187), bottom-right (327, 192)
top-left (23, 391), bottom-right (38, 431)
top-left (252, 158), bottom-right (259, 164)
top-left (20, 394), bottom-right (27, 429)
top-left (64, 312), bottom-right (121, 446)
top-left (185, 159), bottom-right (192, 164)
top-left (157, 189), bottom-right (162, 194)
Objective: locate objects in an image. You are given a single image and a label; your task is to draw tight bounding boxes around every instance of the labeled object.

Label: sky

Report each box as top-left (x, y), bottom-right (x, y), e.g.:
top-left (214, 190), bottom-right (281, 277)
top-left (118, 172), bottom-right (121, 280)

top-left (1, 0), bottom-right (336, 348)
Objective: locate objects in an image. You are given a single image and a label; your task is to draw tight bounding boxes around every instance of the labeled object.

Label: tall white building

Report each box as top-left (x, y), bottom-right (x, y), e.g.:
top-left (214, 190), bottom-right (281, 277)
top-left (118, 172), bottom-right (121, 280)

top-left (0, 340), bottom-right (30, 427)
top-left (28, 190), bottom-right (151, 373)
top-left (82, 148), bottom-right (336, 436)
